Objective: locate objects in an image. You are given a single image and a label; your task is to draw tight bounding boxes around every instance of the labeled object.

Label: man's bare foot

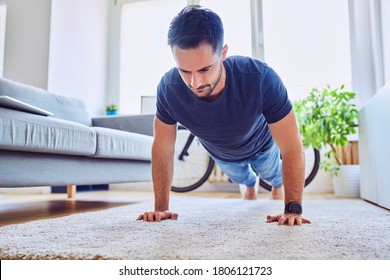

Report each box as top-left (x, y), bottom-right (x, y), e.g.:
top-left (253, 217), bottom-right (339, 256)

top-left (239, 184), bottom-right (258, 200)
top-left (244, 187), bottom-right (257, 200)
top-left (271, 186), bottom-right (284, 200)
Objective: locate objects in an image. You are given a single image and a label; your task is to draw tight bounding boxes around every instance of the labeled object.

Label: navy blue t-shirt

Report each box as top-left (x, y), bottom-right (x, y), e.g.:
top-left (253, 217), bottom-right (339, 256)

top-left (156, 56), bottom-right (292, 162)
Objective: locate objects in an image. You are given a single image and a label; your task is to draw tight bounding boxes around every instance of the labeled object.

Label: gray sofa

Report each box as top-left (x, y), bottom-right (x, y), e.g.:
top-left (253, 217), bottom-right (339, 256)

top-left (0, 77), bottom-right (153, 195)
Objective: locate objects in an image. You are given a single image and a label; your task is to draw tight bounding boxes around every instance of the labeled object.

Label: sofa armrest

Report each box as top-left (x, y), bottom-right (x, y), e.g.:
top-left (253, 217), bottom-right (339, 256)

top-left (92, 114), bottom-right (154, 136)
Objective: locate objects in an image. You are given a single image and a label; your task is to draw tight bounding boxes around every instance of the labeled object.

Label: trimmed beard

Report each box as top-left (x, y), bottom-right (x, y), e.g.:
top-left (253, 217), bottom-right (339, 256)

top-left (189, 61), bottom-right (223, 99)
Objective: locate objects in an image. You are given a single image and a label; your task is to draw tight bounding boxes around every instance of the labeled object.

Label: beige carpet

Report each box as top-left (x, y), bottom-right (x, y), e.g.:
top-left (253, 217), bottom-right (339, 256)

top-left (0, 196), bottom-right (389, 260)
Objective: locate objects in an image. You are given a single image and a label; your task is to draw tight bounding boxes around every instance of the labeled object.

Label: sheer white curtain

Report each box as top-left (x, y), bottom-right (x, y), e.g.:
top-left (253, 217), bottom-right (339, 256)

top-left (262, 0), bottom-right (352, 101)
top-left (348, 0), bottom-right (389, 107)
top-left (381, 0), bottom-right (390, 84)
top-left (0, 4), bottom-right (6, 77)
top-left (119, 0), bottom-right (185, 114)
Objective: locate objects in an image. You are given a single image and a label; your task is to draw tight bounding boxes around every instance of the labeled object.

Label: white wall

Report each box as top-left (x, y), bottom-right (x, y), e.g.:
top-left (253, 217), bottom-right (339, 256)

top-left (3, 0), bottom-right (51, 89)
top-left (2, 0), bottom-right (110, 116)
top-left (48, 0), bottom-right (110, 116)
top-left (359, 82), bottom-right (390, 209)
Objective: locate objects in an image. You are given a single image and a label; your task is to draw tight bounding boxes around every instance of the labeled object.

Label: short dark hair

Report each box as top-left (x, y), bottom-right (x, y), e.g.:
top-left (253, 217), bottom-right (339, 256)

top-left (167, 5), bottom-right (224, 53)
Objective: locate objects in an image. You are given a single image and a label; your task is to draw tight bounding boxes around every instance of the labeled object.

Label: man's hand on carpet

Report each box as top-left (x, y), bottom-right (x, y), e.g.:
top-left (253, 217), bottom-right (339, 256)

top-left (266, 213), bottom-right (311, 226)
top-left (137, 210), bottom-right (178, 222)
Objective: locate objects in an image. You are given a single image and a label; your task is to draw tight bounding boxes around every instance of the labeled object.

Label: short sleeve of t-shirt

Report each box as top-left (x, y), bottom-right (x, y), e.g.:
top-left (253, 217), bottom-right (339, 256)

top-left (260, 66), bottom-right (292, 124)
top-left (156, 81), bottom-right (177, 125)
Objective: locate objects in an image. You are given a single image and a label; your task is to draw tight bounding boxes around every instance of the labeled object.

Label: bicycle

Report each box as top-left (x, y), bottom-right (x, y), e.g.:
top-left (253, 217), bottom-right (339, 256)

top-left (171, 125), bottom-right (320, 192)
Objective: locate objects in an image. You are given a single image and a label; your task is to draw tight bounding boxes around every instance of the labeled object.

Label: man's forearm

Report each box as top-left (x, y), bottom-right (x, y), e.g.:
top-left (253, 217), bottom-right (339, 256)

top-left (282, 145), bottom-right (305, 204)
top-left (151, 145), bottom-right (174, 212)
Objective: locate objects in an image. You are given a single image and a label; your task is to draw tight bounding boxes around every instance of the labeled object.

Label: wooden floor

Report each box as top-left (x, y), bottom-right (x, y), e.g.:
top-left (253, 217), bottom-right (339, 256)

top-left (0, 189), bottom-right (336, 227)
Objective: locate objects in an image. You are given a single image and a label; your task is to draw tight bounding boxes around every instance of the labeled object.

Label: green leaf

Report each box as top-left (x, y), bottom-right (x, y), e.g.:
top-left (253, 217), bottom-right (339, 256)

top-left (294, 85), bottom-right (359, 174)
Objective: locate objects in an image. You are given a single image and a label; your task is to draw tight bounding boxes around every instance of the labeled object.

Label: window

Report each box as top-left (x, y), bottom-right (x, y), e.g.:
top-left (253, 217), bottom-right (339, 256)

top-left (119, 0), bottom-right (252, 114)
top-left (200, 0), bottom-right (252, 57)
top-left (262, 0), bottom-right (352, 100)
top-left (119, 0), bottom-right (186, 114)
top-left (117, 0), bottom-right (352, 113)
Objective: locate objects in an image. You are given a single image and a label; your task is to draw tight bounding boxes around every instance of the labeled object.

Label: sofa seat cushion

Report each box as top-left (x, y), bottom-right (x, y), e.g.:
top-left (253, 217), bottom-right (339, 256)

top-left (0, 107), bottom-right (96, 156)
top-left (92, 127), bottom-right (152, 161)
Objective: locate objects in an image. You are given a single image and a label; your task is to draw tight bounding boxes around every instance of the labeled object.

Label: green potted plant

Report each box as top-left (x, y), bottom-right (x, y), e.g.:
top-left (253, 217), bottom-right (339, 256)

top-left (293, 85), bottom-right (359, 196)
top-left (105, 104), bottom-right (118, 115)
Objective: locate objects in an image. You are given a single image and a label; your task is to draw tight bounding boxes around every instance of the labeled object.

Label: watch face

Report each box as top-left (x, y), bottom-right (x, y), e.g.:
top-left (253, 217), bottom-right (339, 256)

top-left (286, 202), bottom-right (302, 214)
top-left (290, 203), bottom-right (302, 214)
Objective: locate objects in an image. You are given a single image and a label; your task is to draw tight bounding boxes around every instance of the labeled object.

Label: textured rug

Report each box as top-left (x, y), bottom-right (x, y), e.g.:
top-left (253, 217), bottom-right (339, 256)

top-left (0, 196), bottom-right (389, 260)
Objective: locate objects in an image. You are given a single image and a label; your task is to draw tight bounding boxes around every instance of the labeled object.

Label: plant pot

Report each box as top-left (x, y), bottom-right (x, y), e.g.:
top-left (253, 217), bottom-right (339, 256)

top-left (332, 165), bottom-right (360, 197)
top-left (106, 110), bottom-right (117, 115)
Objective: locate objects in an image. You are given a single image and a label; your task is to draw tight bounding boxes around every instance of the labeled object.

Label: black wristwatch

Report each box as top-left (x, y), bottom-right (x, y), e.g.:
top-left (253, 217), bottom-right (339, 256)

top-left (285, 202), bottom-right (302, 215)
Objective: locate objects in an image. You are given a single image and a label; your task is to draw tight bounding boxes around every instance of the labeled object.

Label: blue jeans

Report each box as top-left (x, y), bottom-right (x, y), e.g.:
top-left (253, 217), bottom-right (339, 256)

top-left (211, 143), bottom-right (283, 188)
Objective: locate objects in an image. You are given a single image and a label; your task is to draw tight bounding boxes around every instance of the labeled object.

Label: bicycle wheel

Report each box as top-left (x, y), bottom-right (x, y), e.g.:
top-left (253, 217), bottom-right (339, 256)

top-left (171, 126), bottom-right (215, 192)
top-left (259, 148), bottom-right (320, 191)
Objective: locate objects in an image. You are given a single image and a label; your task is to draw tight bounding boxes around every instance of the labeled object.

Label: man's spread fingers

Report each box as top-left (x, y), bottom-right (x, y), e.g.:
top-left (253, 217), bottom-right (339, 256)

top-left (296, 217), bottom-right (302, 226)
top-left (171, 213), bottom-right (179, 220)
top-left (288, 216), bottom-right (295, 226)
top-left (155, 212), bottom-right (162, 222)
top-left (278, 217), bottom-right (286, 225)
top-left (302, 218), bottom-right (311, 224)
top-left (143, 212), bottom-right (148, 222)
top-left (147, 212), bottom-right (155, 222)
top-left (266, 215), bottom-right (277, 223)
top-left (164, 211), bottom-right (178, 220)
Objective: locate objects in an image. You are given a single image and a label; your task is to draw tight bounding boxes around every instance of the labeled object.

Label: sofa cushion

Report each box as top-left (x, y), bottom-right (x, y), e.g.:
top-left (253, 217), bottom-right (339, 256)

top-left (92, 114), bottom-right (154, 136)
top-left (0, 107), bottom-right (96, 156)
top-left (0, 77), bottom-right (92, 126)
top-left (92, 127), bottom-right (152, 161)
